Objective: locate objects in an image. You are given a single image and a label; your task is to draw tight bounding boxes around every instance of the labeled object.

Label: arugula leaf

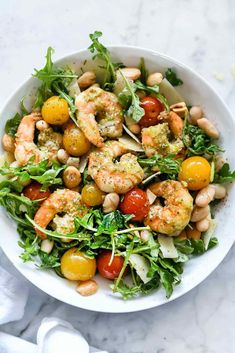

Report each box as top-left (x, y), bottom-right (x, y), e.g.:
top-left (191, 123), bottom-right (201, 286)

top-left (158, 267), bottom-right (175, 298)
top-left (118, 72), bottom-right (145, 122)
top-left (158, 257), bottom-right (183, 276)
top-left (31, 162), bottom-right (65, 189)
top-left (0, 160), bottom-right (65, 190)
top-left (113, 276), bottom-right (160, 300)
top-left (138, 153), bottom-right (181, 179)
top-left (33, 47), bottom-right (77, 108)
top-left (39, 248), bottom-right (61, 269)
top-left (183, 116), bottom-right (222, 156)
top-left (165, 68), bottom-right (183, 86)
top-left (207, 237), bottom-right (218, 250)
top-left (5, 113), bottom-right (21, 136)
top-left (134, 80), bottom-right (159, 95)
top-left (96, 210), bottom-right (132, 235)
top-left (214, 163), bottom-right (235, 183)
top-left (88, 31), bottom-right (123, 88)
top-left (0, 191), bottom-right (38, 220)
top-left (138, 58), bottom-right (148, 84)
top-left (5, 95), bottom-right (31, 137)
top-left (19, 236), bottom-right (39, 262)
top-left (131, 79), bottom-right (170, 112)
top-left (174, 237), bottom-right (218, 255)
top-left (118, 70), bottom-right (171, 122)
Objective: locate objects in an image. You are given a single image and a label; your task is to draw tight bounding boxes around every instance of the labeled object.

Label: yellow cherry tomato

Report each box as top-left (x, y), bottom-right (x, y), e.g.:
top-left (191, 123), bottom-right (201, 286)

top-left (42, 96), bottom-right (70, 125)
top-left (61, 248), bottom-right (96, 281)
top-left (63, 123), bottom-right (91, 156)
top-left (81, 183), bottom-right (104, 206)
top-left (178, 156), bottom-right (211, 190)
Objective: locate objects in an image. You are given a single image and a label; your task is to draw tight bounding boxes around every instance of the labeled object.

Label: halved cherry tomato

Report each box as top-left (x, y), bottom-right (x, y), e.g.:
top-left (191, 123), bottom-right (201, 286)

top-left (139, 96), bottom-right (164, 127)
top-left (119, 187), bottom-right (149, 222)
top-left (97, 251), bottom-right (124, 280)
top-left (23, 182), bottom-right (51, 204)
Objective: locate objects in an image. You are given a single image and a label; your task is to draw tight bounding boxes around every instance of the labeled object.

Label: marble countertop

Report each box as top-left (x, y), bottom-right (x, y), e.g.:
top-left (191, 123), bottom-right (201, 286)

top-left (0, 0), bottom-right (235, 352)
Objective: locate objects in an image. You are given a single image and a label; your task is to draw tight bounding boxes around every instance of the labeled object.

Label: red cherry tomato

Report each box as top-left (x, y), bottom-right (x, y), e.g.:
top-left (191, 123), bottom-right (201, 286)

top-left (139, 96), bottom-right (164, 127)
top-left (97, 251), bottom-right (124, 280)
top-left (23, 182), bottom-right (51, 204)
top-left (119, 187), bottom-right (149, 222)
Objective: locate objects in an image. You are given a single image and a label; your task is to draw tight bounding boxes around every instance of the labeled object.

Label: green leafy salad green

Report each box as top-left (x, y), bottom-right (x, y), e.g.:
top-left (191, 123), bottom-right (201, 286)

top-left (0, 31), bottom-right (234, 300)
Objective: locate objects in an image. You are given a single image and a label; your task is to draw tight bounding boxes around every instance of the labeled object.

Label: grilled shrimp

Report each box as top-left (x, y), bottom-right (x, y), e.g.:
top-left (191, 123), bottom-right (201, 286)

top-left (141, 112), bottom-right (184, 157)
top-left (14, 112), bottom-right (62, 166)
top-left (88, 141), bottom-right (144, 193)
top-left (144, 180), bottom-right (193, 236)
top-left (76, 86), bottom-right (123, 147)
top-left (34, 189), bottom-right (87, 238)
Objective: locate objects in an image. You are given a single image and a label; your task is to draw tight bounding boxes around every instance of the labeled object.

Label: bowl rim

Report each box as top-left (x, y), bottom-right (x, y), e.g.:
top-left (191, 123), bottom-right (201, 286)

top-left (0, 45), bottom-right (234, 313)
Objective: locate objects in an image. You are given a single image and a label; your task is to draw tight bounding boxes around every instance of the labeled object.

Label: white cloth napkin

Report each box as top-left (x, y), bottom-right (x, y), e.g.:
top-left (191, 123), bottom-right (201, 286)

top-left (0, 266), bottom-right (29, 324)
top-left (0, 264), bottom-right (108, 353)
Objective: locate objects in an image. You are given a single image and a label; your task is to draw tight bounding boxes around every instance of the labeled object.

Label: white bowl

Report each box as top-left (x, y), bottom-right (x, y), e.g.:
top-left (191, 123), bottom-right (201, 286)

top-left (0, 46), bottom-right (234, 313)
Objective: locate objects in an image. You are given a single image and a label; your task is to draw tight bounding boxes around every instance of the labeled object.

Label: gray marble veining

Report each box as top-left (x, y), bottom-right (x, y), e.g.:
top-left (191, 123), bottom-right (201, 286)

top-left (0, 0), bottom-right (235, 352)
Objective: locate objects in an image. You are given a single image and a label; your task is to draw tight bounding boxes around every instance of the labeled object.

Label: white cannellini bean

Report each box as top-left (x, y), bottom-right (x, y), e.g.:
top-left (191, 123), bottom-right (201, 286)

top-left (197, 118), bottom-right (219, 139)
top-left (36, 120), bottom-right (49, 131)
top-left (41, 239), bottom-right (54, 254)
top-left (140, 230), bottom-right (151, 242)
top-left (195, 185), bottom-right (215, 207)
top-left (57, 149), bottom-right (69, 164)
top-left (146, 72), bottom-right (163, 86)
top-left (214, 155), bottom-right (225, 172)
top-left (2, 134), bottom-right (15, 153)
top-left (189, 106), bottom-right (203, 124)
top-left (76, 280), bottom-right (98, 296)
top-left (103, 193), bottom-right (120, 213)
top-left (191, 205), bottom-right (210, 222)
top-left (119, 68), bottom-right (141, 81)
top-left (67, 157), bottom-right (80, 168)
top-left (77, 71), bottom-right (96, 88)
top-left (196, 213), bottom-right (211, 232)
top-left (211, 184), bottom-right (227, 199)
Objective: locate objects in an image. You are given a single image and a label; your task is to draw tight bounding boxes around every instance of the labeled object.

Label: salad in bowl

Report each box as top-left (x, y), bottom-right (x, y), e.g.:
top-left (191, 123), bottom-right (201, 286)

top-left (0, 32), bottom-right (234, 301)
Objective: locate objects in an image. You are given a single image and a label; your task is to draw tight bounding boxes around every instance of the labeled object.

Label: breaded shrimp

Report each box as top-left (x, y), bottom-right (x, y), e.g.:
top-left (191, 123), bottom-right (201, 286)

top-left (144, 180), bottom-right (193, 236)
top-left (34, 189), bottom-right (88, 238)
top-left (142, 123), bottom-right (184, 158)
top-left (76, 86), bottom-right (123, 147)
top-left (88, 141), bottom-right (144, 193)
top-left (14, 112), bottom-right (62, 166)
